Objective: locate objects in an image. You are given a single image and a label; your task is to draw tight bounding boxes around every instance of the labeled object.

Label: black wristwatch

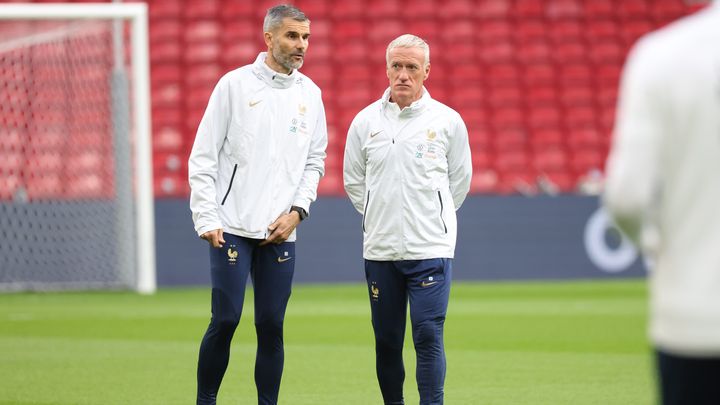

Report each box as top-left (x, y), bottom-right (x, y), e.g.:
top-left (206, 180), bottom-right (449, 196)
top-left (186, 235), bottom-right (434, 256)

top-left (290, 206), bottom-right (308, 221)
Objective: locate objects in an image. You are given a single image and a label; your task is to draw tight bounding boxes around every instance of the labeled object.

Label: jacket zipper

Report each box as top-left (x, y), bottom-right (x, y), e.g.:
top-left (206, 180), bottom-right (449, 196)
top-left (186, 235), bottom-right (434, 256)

top-left (362, 191), bottom-right (370, 232)
top-left (437, 191), bottom-right (447, 234)
top-left (221, 164), bottom-right (238, 206)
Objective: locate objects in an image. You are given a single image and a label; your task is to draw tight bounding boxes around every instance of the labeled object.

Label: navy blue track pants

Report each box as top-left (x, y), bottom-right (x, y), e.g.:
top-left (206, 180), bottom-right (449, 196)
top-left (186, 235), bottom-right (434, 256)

top-left (197, 233), bottom-right (295, 405)
top-left (365, 258), bottom-right (452, 405)
top-left (657, 350), bottom-right (720, 405)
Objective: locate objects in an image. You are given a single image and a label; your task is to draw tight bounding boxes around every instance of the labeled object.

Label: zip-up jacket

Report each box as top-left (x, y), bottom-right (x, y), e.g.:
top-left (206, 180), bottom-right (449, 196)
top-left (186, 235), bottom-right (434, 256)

top-left (189, 53), bottom-right (327, 240)
top-left (343, 88), bottom-right (472, 260)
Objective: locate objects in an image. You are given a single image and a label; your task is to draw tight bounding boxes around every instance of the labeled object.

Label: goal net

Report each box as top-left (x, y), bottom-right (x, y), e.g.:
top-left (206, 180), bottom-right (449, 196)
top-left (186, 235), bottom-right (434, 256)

top-left (0, 4), bottom-right (155, 293)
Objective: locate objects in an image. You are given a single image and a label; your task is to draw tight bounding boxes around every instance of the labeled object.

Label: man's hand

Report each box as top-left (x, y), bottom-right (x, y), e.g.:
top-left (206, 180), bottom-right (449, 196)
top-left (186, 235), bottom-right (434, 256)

top-left (260, 211), bottom-right (301, 246)
top-left (200, 229), bottom-right (225, 248)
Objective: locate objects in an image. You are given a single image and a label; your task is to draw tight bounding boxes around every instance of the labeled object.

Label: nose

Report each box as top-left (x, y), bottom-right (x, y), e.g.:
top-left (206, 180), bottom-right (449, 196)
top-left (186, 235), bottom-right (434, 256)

top-left (298, 37), bottom-right (308, 50)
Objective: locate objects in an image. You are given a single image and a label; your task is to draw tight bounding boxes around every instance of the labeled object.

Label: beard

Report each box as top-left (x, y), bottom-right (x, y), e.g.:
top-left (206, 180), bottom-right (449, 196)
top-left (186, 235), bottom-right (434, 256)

top-left (272, 47), bottom-right (304, 72)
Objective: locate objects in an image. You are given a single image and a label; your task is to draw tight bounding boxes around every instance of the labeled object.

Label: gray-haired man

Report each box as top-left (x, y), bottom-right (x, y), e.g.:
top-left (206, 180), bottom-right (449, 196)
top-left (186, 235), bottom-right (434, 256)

top-left (189, 4), bottom-right (327, 404)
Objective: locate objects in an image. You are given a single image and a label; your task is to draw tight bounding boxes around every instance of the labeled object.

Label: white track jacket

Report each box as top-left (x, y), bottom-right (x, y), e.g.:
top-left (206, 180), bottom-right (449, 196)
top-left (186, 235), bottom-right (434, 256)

top-left (604, 2), bottom-right (720, 356)
top-left (344, 88), bottom-right (472, 261)
top-left (189, 53), bottom-right (327, 240)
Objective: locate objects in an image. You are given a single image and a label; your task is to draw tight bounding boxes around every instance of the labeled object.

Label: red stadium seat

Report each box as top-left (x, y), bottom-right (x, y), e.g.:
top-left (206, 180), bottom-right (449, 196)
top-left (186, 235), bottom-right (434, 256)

top-left (583, 0), bottom-right (614, 18)
top-left (618, 0), bottom-right (650, 20)
top-left (564, 106), bottom-right (598, 128)
top-left (523, 63), bottom-right (556, 86)
top-left (589, 41), bottom-right (624, 64)
top-left (514, 21), bottom-right (547, 43)
top-left (185, 21), bottom-right (220, 43)
top-left (478, 41), bottom-right (514, 63)
top-left (513, 0), bottom-right (544, 19)
top-left (494, 128), bottom-right (527, 150)
top-left (488, 86), bottom-right (522, 108)
top-left (570, 147), bottom-right (605, 174)
top-left (403, 0), bottom-right (437, 19)
top-left (184, 0), bottom-right (219, 19)
top-left (531, 128), bottom-right (563, 148)
top-left (560, 85), bottom-right (594, 107)
top-left (532, 147), bottom-right (567, 172)
top-left (545, 0), bottom-right (583, 19)
top-left (526, 85), bottom-right (558, 108)
top-left (553, 42), bottom-right (587, 63)
top-left (494, 147), bottom-right (528, 172)
top-left (477, 0), bottom-right (512, 19)
top-left (150, 20), bottom-right (181, 43)
top-left (368, 19), bottom-right (404, 44)
top-left (440, 20), bottom-right (475, 42)
top-left (470, 169), bottom-right (499, 194)
top-left (477, 20), bottom-right (512, 43)
top-left (294, 0), bottom-right (329, 18)
top-left (528, 107), bottom-right (561, 130)
top-left (148, 0), bottom-right (181, 19)
top-left (567, 127), bottom-right (605, 149)
top-left (586, 20), bottom-right (619, 42)
top-left (439, 0), bottom-right (475, 19)
top-left (516, 41), bottom-right (551, 64)
top-left (367, 0), bottom-right (401, 18)
top-left (219, 0), bottom-right (256, 19)
top-left (491, 108), bottom-right (525, 130)
top-left (548, 20), bottom-right (582, 43)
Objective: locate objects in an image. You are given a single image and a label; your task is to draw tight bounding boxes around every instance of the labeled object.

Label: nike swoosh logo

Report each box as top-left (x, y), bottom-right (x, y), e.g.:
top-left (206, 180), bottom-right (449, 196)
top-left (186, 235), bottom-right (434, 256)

top-left (421, 281), bottom-right (438, 287)
top-left (370, 130), bottom-right (382, 138)
top-left (249, 100), bottom-right (262, 107)
top-left (277, 256), bottom-right (292, 263)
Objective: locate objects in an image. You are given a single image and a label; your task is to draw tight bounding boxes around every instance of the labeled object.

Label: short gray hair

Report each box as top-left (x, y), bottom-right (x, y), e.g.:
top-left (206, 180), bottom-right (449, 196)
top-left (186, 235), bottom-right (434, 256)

top-left (263, 4), bottom-right (309, 33)
top-left (386, 34), bottom-right (430, 68)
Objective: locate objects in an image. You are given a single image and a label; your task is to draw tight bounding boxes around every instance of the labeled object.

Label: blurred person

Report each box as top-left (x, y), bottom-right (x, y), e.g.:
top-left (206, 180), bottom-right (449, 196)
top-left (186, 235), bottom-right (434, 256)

top-left (188, 4), bottom-right (327, 405)
top-left (603, 2), bottom-right (720, 404)
top-left (343, 34), bottom-right (472, 405)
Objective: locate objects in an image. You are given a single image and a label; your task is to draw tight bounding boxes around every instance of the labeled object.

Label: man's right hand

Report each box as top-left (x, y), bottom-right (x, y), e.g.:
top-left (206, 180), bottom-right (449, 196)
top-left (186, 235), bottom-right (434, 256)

top-left (200, 229), bottom-right (225, 248)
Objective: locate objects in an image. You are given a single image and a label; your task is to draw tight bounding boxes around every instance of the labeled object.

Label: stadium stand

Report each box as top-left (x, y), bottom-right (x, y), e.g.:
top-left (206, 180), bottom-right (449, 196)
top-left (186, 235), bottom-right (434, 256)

top-left (0, 0), bottom-right (704, 198)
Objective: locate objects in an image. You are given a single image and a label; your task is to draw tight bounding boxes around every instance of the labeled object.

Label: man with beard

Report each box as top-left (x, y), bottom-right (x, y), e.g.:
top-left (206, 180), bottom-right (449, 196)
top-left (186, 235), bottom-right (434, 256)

top-left (188, 4), bottom-right (327, 404)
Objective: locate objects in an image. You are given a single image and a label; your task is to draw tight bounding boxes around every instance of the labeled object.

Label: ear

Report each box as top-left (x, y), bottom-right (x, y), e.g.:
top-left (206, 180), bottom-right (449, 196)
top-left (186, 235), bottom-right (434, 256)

top-left (263, 31), bottom-right (273, 49)
top-left (424, 63), bottom-right (431, 80)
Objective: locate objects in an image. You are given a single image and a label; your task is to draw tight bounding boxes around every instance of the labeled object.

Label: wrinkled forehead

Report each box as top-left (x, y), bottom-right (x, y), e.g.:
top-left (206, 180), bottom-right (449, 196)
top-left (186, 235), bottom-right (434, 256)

top-left (271, 18), bottom-right (310, 35)
top-left (387, 46), bottom-right (426, 66)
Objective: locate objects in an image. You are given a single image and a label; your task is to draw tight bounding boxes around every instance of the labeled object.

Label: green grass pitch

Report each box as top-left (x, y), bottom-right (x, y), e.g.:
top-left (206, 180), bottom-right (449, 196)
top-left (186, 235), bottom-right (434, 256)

top-left (0, 280), bottom-right (654, 404)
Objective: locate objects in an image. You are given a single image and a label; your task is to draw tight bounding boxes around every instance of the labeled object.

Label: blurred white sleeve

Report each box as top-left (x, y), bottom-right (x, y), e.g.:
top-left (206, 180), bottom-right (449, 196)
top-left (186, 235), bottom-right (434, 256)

top-left (188, 76), bottom-right (230, 236)
top-left (343, 117), bottom-right (367, 214)
top-left (603, 40), bottom-right (664, 246)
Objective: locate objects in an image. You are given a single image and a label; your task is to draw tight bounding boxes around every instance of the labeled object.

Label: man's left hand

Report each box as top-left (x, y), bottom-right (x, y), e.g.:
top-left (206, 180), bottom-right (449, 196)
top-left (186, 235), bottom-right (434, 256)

top-left (259, 211), bottom-right (301, 246)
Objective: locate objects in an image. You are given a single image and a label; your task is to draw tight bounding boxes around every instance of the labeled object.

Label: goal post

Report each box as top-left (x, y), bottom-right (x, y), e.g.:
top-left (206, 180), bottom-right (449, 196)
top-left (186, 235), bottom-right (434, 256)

top-left (0, 3), bottom-right (155, 294)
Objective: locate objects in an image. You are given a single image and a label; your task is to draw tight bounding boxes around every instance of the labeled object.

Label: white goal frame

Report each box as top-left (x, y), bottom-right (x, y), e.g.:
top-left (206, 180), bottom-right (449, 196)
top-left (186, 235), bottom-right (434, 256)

top-left (0, 3), bottom-right (156, 294)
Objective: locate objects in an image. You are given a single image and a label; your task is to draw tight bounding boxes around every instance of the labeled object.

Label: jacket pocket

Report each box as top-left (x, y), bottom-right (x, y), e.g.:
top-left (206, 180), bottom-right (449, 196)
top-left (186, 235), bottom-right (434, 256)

top-left (221, 164), bottom-right (238, 206)
top-left (362, 190), bottom-right (370, 233)
top-left (437, 191), bottom-right (447, 234)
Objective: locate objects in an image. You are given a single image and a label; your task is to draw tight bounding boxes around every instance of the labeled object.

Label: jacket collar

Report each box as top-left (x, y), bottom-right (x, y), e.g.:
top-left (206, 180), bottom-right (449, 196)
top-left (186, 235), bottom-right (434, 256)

top-left (252, 52), bottom-right (297, 89)
top-left (380, 86), bottom-right (431, 118)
